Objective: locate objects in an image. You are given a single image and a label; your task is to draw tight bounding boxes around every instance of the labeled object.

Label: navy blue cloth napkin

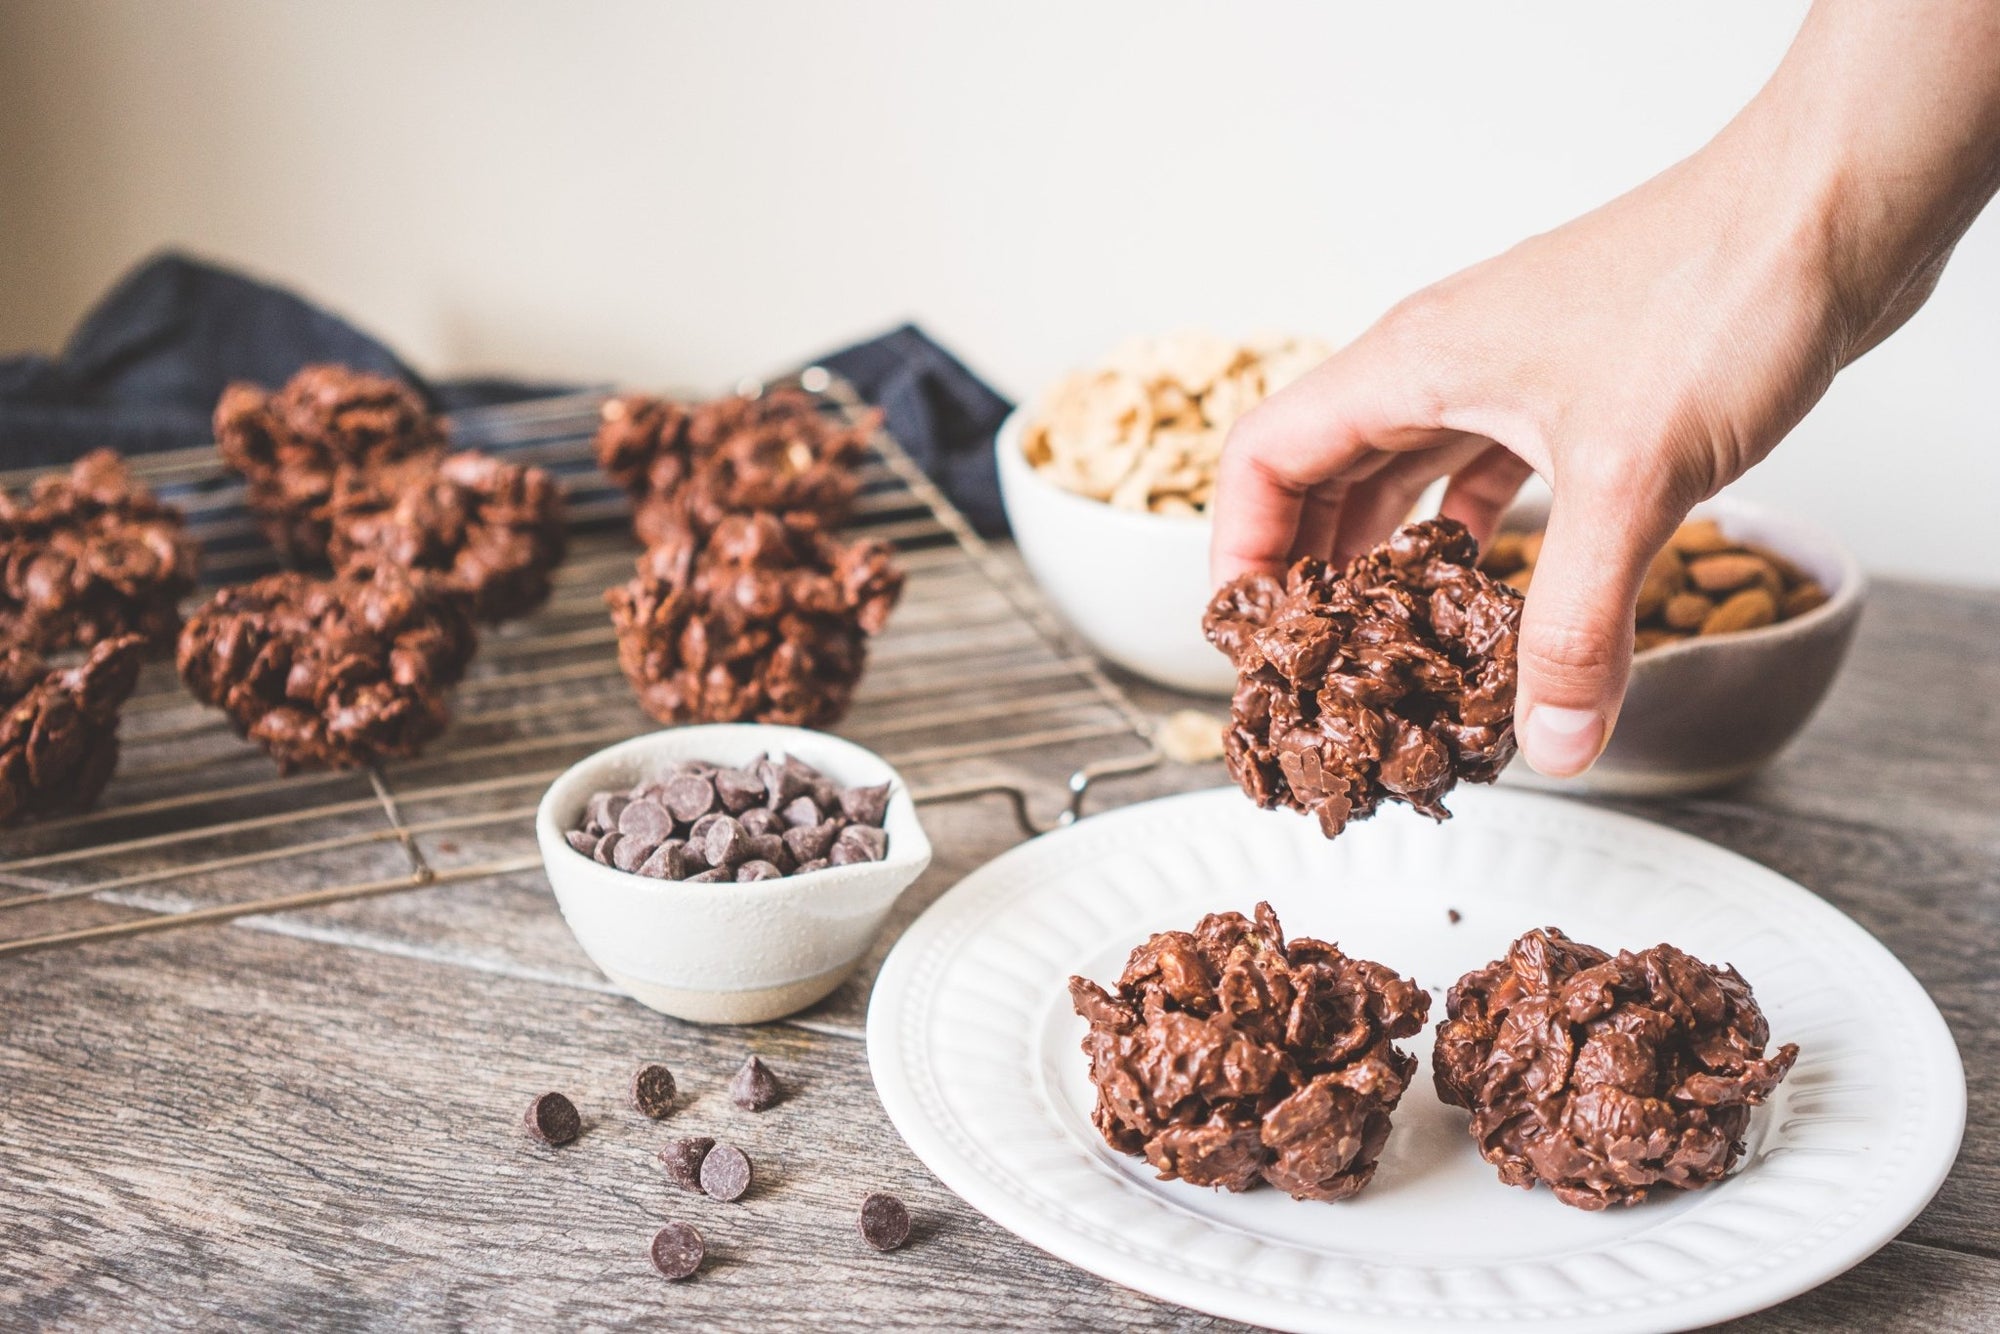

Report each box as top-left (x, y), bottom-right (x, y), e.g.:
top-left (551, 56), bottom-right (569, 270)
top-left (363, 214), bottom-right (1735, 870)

top-left (0, 252), bottom-right (1014, 534)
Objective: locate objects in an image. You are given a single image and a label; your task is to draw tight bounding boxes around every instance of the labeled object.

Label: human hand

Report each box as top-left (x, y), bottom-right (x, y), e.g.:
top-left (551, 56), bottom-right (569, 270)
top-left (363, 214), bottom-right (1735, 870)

top-left (1209, 0), bottom-right (2000, 778)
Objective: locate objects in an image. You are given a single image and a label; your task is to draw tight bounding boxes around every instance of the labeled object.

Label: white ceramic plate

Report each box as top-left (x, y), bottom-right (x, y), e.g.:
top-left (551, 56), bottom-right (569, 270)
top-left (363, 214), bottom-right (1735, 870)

top-left (867, 787), bottom-right (1963, 1334)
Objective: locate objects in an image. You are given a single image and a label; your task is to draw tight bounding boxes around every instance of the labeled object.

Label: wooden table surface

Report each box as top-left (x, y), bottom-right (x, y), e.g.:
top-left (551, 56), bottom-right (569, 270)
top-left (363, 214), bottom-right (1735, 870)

top-left (2, 575), bottom-right (1995, 1332)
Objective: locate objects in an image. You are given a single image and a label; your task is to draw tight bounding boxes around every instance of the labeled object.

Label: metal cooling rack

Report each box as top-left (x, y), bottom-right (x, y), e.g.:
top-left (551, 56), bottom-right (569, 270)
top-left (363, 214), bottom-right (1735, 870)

top-left (0, 369), bottom-right (1161, 957)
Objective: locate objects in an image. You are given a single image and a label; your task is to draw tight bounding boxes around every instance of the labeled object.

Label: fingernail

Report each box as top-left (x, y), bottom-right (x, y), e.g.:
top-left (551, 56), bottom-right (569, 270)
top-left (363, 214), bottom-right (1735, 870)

top-left (1522, 705), bottom-right (1605, 778)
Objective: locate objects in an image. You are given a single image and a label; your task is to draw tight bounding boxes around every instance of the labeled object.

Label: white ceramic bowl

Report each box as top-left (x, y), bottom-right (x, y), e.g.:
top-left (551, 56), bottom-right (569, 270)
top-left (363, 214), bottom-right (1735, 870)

top-left (994, 407), bottom-right (1234, 695)
top-left (535, 724), bottom-right (933, 1025)
top-left (1499, 492), bottom-right (1867, 797)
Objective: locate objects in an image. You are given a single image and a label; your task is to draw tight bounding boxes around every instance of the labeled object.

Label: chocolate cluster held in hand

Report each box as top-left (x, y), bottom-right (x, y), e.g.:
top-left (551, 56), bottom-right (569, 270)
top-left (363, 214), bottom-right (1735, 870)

top-left (606, 513), bottom-right (902, 728)
top-left (327, 450), bottom-right (567, 622)
top-left (1068, 902), bottom-right (1430, 1202)
top-left (565, 752), bottom-right (892, 882)
top-left (1204, 517), bottom-right (1522, 839)
top-left (0, 635), bottom-right (145, 826)
top-left (1432, 926), bottom-right (1799, 1210)
top-left (594, 387), bottom-right (872, 545)
top-left (177, 563), bottom-right (476, 772)
top-left (0, 451), bottom-right (200, 656)
top-left (215, 364), bottom-right (446, 562)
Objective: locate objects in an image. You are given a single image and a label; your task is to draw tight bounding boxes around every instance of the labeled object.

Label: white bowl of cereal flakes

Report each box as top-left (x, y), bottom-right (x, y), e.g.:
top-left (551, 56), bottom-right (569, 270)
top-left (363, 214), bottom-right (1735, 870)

top-left (997, 332), bottom-right (1329, 695)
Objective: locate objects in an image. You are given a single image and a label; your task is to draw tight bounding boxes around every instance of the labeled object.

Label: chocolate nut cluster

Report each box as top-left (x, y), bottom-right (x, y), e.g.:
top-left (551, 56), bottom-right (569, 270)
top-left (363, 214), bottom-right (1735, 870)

top-left (594, 387), bottom-right (872, 546)
top-left (565, 753), bottom-right (892, 882)
top-left (216, 364), bottom-right (565, 621)
top-left (327, 450), bottom-right (567, 623)
top-left (1204, 518), bottom-right (1521, 839)
top-left (1068, 902), bottom-right (1430, 1202)
top-left (0, 451), bottom-right (200, 655)
top-left (605, 511), bottom-right (903, 728)
top-left (177, 562), bottom-right (476, 772)
top-left (1433, 926), bottom-right (1799, 1209)
top-left (215, 364), bottom-right (446, 563)
top-left (0, 635), bottom-right (146, 825)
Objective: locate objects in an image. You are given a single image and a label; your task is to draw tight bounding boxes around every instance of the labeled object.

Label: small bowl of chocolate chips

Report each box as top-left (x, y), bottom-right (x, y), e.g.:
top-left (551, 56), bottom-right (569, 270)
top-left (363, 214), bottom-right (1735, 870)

top-left (536, 725), bottom-right (932, 1024)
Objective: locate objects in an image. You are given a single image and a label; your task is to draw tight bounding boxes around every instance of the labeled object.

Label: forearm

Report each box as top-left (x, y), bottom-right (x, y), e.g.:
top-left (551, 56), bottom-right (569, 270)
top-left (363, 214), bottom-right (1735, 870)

top-left (1736, 0), bottom-right (2000, 355)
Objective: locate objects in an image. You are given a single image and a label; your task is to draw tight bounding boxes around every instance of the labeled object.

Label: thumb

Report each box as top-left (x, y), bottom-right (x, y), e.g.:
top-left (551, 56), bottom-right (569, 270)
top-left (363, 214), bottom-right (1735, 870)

top-left (1513, 489), bottom-right (1675, 778)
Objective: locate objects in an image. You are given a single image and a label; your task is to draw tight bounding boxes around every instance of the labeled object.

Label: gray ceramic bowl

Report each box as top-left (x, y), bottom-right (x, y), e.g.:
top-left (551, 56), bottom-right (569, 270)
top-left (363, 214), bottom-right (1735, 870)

top-left (1497, 494), bottom-right (1866, 797)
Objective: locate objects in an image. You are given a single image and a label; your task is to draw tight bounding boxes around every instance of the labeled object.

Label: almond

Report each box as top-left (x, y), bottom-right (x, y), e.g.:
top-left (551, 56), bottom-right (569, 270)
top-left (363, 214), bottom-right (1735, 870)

top-left (1781, 581), bottom-right (1829, 619)
top-left (1687, 552), bottom-right (1779, 594)
top-left (1634, 546), bottom-right (1686, 620)
top-left (1699, 587), bottom-right (1777, 635)
top-left (1662, 591), bottom-right (1713, 631)
top-left (1668, 517), bottom-right (1735, 556)
top-left (1743, 542), bottom-right (1807, 586)
top-left (1634, 628), bottom-right (1691, 652)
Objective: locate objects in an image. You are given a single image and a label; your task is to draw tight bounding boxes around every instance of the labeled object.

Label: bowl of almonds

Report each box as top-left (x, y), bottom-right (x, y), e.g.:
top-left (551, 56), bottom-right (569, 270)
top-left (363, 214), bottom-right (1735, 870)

top-left (997, 332), bottom-right (1331, 694)
top-left (1486, 494), bottom-right (1865, 795)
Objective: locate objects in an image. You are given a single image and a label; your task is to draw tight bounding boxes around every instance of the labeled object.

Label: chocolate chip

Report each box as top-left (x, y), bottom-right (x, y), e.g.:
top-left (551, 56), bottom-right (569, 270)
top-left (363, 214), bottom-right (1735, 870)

top-left (743, 831), bottom-right (787, 866)
top-left (714, 767), bottom-right (766, 813)
top-left (564, 829), bottom-right (597, 856)
top-left (738, 806), bottom-right (780, 837)
top-left (830, 823), bottom-right (888, 865)
top-left (736, 860), bottom-right (781, 882)
top-left (1447, 908), bottom-right (1463, 925)
top-left (660, 1136), bottom-right (714, 1192)
top-left (613, 835), bottom-right (660, 874)
top-left (637, 840), bottom-right (688, 880)
top-left (586, 791), bottom-right (628, 834)
top-left (780, 795), bottom-right (822, 829)
top-left (632, 1063), bottom-right (677, 1118)
top-left (592, 831), bottom-right (622, 865)
top-left (857, 1192), bottom-right (911, 1251)
top-left (684, 867), bottom-right (731, 883)
top-left (524, 1092), bottom-right (580, 1146)
top-left (650, 1221), bottom-right (705, 1280)
top-left (782, 818), bottom-right (839, 864)
top-left (839, 782), bottom-right (891, 827)
top-left (664, 773), bottom-right (717, 823)
top-left (811, 778), bottom-right (841, 813)
top-left (675, 759), bottom-right (718, 780)
top-left (760, 754), bottom-right (815, 807)
top-left (618, 798), bottom-right (675, 844)
top-left (699, 1143), bottom-right (753, 1201)
top-left (795, 857), bottom-right (830, 874)
top-left (702, 814), bottom-right (749, 869)
top-left (686, 812), bottom-right (727, 847)
top-left (729, 1055), bottom-right (782, 1111)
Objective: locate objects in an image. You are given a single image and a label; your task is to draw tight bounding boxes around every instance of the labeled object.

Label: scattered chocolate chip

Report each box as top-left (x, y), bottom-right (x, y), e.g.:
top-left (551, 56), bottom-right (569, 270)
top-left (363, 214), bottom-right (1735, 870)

top-left (564, 830), bottom-right (597, 856)
top-left (592, 831), bottom-right (622, 865)
top-left (857, 1193), bottom-right (911, 1252)
top-left (839, 783), bottom-right (891, 828)
top-left (660, 1136), bottom-right (714, 1192)
top-left (524, 1092), bottom-right (581, 1146)
top-left (632, 1063), bottom-right (677, 1119)
top-left (618, 798), bottom-right (675, 844)
top-left (780, 795), bottom-right (822, 829)
top-left (736, 860), bottom-right (782, 882)
top-left (650, 1221), bottom-right (705, 1280)
top-left (699, 1143), bottom-right (753, 1201)
top-left (714, 767), bottom-right (766, 813)
top-left (729, 1055), bottom-right (782, 1111)
top-left (637, 840), bottom-right (688, 880)
top-left (1447, 908), bottom-right (1463, 925)
top-left (613, 835), bottom-right (659, 874)
top-left (664, 772), bottom-right (717, 823)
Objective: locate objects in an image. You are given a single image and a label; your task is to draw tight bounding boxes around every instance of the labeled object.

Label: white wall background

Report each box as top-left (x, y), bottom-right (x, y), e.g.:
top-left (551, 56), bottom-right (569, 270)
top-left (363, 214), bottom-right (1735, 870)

top-left (1, 0), bottom-right (1994, 584)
